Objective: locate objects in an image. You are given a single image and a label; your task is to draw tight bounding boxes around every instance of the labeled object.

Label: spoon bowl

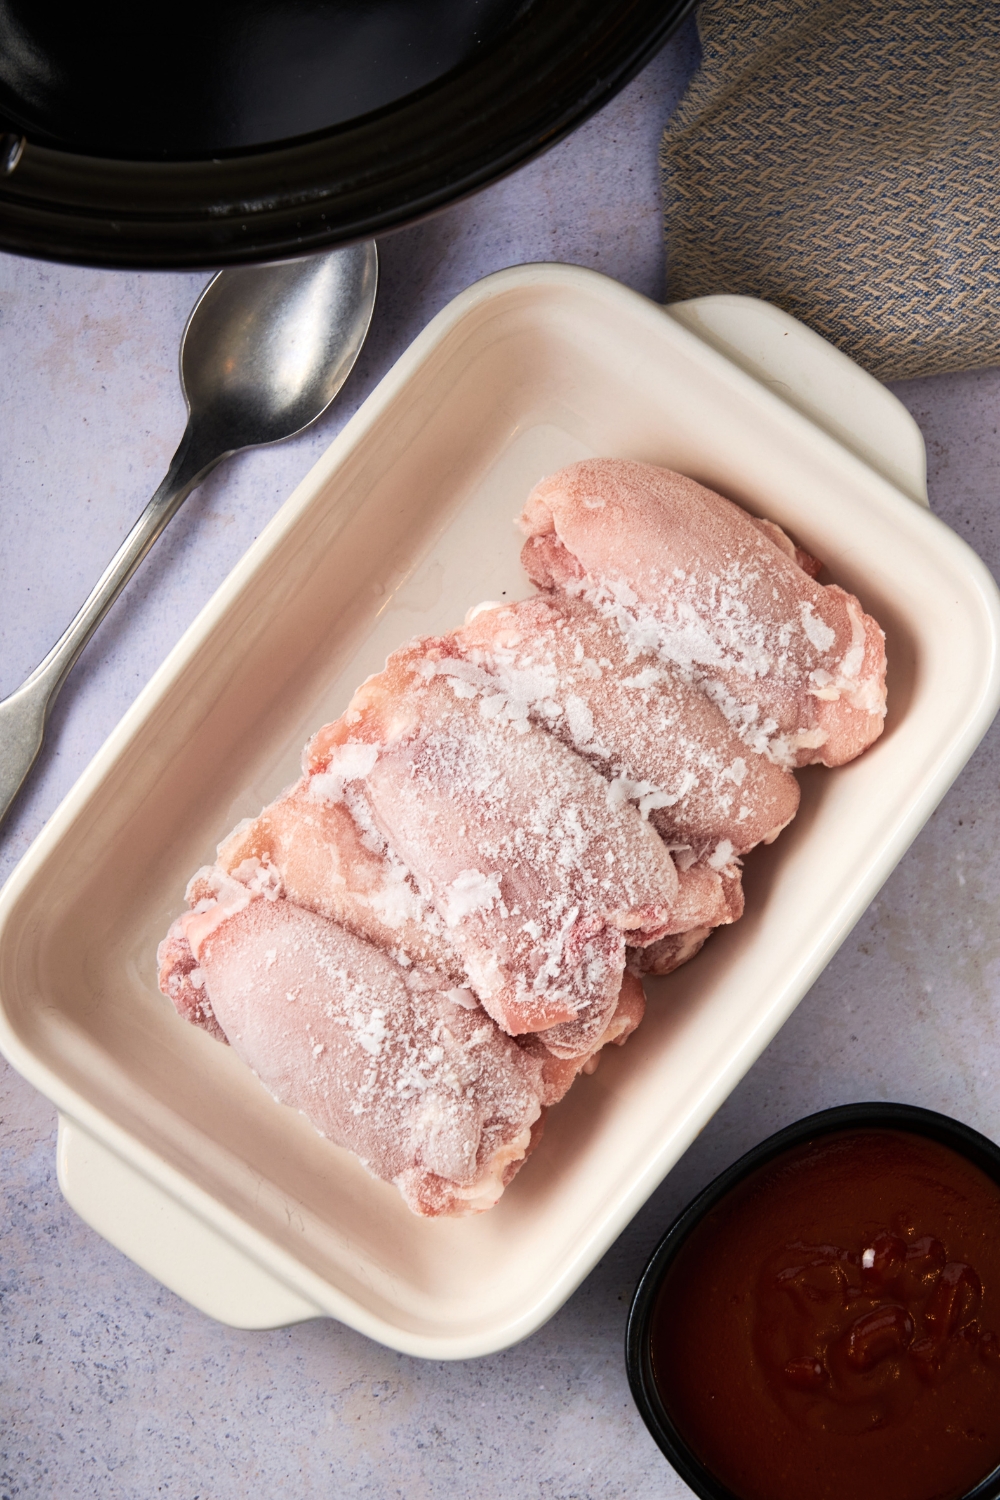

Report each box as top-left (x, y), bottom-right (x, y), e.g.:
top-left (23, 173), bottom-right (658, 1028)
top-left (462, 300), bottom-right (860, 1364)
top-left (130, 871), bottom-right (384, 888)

top-left (182, 246), bottom-right (377, 451)
top-left (0, 242), bottom-right (378, 829)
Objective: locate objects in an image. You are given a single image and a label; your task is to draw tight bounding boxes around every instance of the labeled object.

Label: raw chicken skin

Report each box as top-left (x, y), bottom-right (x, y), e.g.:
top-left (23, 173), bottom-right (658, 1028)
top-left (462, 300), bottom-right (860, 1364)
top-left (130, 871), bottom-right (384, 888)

top-left (180, 771), bottom-right (650, 1069)
top-left (156, 927), bottom-right (228, 1042)
top-left (666, 855), bottom-right (744, 932)
top-left (624, 856), bottom-right (743, 978)
top-left (521, 968), bottom-right (647, 1104)
top-left (454, 594), bottom-right (799, 860)
top-left (629, 927), bottom-right (714, 977)
top-left (160, 859), bottom-right (644, 1098)
top-left (211, 778), bottom-right (464, 983)
top-left (155, 453), bottom-right (893, 1220)
top-left (519, 459), bottom-right (887, 768)
top-left (159, 892), bottom-right (547, 1216)
top-left (304, 637), bottom-right (680, 1053)
top-left (454, 597), bottom-right (751, 979)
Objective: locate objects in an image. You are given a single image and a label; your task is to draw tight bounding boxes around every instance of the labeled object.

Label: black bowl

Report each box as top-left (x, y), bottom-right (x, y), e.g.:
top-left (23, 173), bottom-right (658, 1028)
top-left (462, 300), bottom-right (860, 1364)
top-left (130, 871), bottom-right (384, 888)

top-left (0, 0), bottom-right (695, 270)
top-left (625, 1102), bottom-right (1000, 1500)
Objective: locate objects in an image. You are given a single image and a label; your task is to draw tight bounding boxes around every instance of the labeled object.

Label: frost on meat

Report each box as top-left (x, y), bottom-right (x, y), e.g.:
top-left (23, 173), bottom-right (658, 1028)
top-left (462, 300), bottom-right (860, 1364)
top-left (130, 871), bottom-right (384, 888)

top-left (211, 776), bottom-right (464, 982)
top-left (158, 891), bottom-right (548, 1216)
top-left (157, 455), bottom-right (889, 1218)
top-left (305, 636), bottom-right (679, 1055)
top-left (454, 593), bottom-right (799, 860)
top-left (519, 459), bottom-right (887, 768)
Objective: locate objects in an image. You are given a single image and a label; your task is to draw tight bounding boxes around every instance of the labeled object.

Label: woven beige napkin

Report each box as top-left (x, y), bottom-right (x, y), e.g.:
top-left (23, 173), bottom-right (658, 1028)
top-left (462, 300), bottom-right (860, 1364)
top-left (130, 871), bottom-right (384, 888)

top-left (660, 0), bottom-right (1000, 381)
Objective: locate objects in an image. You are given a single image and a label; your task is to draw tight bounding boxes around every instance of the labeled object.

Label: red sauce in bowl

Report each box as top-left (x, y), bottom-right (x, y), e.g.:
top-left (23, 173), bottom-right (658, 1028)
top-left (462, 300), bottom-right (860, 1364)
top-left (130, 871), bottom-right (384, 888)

top-left (650, 1129), bottom-right (1000, 1500)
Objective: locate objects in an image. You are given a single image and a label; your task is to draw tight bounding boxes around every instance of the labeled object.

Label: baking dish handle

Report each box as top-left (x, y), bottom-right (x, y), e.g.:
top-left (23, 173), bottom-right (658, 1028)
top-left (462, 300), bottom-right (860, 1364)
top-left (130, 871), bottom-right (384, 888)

top-left (57, 1113), bottom-right (321, 1329)
top-left (665, 295), bottom-right (929, 508)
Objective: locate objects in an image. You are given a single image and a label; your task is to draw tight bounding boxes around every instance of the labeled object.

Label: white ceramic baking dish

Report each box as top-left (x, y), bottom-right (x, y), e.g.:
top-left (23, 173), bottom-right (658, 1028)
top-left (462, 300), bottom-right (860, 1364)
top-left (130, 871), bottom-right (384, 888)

top-left (1, 266), bottom-right (998, 1359)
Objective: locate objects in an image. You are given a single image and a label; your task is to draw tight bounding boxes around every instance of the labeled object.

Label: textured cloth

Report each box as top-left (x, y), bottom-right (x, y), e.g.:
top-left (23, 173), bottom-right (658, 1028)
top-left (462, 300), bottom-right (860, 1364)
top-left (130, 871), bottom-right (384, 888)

top-left (660, 0), bottom-right (1000, 381)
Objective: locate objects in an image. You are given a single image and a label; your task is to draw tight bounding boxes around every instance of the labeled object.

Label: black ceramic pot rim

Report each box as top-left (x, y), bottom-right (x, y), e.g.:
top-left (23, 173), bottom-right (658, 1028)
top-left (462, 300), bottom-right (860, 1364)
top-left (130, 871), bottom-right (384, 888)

top-left (625, 1102), bottom-right (1000, 1500)
top-left (0, 0), bottom-right (696, 270)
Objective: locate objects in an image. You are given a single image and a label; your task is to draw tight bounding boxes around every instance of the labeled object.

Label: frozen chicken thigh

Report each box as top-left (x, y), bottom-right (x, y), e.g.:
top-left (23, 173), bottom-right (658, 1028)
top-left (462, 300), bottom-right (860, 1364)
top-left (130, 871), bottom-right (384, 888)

top-left (304, 636), bottom-right (680, 1054)
top-left (454, 593), bottom-right (799, 859)
top-left (520, 459), bottom-right (887, 768)
top-left (158, 889), bottom-right (547, 1216)
top-left (211, 776), bottom-right (464, 982)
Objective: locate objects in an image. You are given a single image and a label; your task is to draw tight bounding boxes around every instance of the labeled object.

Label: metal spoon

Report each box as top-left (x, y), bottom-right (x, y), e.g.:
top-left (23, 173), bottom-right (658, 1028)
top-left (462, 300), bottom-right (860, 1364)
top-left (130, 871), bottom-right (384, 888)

top-left (0, 243), bottom-right (378, 829)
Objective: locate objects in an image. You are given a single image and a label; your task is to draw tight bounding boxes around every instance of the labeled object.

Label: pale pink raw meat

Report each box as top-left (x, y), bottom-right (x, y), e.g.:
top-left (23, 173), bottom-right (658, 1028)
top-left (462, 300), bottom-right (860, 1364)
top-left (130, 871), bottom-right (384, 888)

top-left (160, 867), bottom-right (645, 1098)
top-left (179, 770), bottom-right (649, 1066)
top-left (304, 637), bottom-right (680, 1053)
top-left (519, 459), bottom-right (886, 769)
top-left (453, 593), bottom-right (798, 860)
top-left (629, 928), bottom-right (713, 977)
top-left (210, 778), bottom-right (463, 982)
top-left (156, 927), bottom-right (228, 1042)
top-left (159, 859), bottom-right (643, 1115)
top-left (625, 856), bottom-right (743, 978)
top-left (666, 855), bottom-right (744, 932)
top-left (453, 596), bottom-right (754, 982)
top-left (521, 968), bottom-right (647, 1104)
top-left (158, 891), bottom-right (547, 1216)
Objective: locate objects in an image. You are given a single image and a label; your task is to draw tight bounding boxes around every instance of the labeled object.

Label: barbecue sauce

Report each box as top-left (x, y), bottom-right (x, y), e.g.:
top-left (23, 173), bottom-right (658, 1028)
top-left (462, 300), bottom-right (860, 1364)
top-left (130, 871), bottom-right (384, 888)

top-left (650, 1130), bottom-right (1000, 1500)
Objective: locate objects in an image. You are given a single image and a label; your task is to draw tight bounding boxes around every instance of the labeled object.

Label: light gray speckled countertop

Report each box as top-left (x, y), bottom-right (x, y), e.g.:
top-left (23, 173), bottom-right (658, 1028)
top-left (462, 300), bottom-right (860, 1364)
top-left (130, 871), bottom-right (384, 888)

top-left (4, 21), bottom-right (1000, 1498)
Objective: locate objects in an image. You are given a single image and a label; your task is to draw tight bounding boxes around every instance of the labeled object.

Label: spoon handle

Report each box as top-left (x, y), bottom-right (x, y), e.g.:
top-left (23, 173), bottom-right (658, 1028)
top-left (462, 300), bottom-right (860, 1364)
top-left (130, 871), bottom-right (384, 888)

top-left (0, 423), bottom-right (222, 829)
